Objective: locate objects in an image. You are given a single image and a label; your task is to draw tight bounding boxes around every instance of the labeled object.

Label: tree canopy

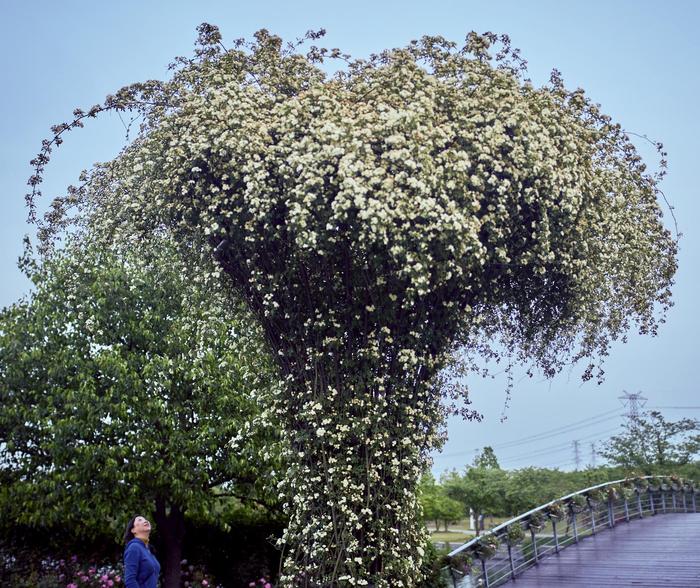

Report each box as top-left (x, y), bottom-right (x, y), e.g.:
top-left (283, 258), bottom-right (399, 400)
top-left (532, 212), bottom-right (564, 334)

top-left (601, 411), bottom-right (699, 472)
top-left (442, 466), bottom-right (507, 534)
top-left (473, 446), bottom-right (500, 469)
top-left (418, 474), bottom-right (464, 532)
top-left (0, 240), bottom-right (279, 588)
top-left (27, 25), bottom-right (678, 587)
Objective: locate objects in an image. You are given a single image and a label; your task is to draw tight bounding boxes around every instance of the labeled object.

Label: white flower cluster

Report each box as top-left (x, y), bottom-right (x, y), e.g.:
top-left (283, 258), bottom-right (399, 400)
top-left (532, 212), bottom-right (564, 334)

top-left (68, 30), bottom-right (676, 587)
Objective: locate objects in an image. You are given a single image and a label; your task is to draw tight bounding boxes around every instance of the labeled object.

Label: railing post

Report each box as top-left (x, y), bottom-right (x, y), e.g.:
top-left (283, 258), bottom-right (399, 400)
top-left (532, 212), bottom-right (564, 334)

top-left (661, 491), bottom-right (667, 514)
top-left (682, 491), bottom-right (687, 513)
top-left (530, 527), bottom-right (539, 563)
top-left (589, 504), bottom-right (596, 534)
top-left (693, 491), bottom-right (697, 513)
top-left (481, 558), bottom-right (490, 588)
top-left (607, 498), bottom-right (614, 528)
top-left (637, 490), bottom-right (643, 518)
top-left (572, 511), bottom-right (579, 542)
top-left (672, 491), bottom-right (677, 512)
top-left (552, 519), bottom-right (559, 553)
top-left (648, 488), bottom-right (655, 515)
top-left (624, 497), bottom-right (630, 522)
top-left (507, 543), bottom-right (516, 581)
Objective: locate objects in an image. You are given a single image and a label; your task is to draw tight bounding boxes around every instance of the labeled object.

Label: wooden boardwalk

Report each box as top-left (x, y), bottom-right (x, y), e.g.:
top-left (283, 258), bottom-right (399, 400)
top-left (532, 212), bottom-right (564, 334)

top-left (508, 513), bottom-right (700, 587)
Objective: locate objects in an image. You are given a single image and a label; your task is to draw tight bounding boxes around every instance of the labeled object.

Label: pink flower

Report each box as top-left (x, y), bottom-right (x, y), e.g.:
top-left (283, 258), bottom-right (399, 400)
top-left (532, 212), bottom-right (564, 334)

top-left (202, 581), bottom-right (209, 587)
top-left (249, 583), bottom-right (256, 587)
top-left (264, 584), bottom-right (271, 588)
top-left (115, 576), bottom-right (121, 583)
top-left (101, 574), bottom-right (109, 581)
top-left (67, 584), bottom-right (78, 588)
top-left (108, 581), bottom-right (114, 587)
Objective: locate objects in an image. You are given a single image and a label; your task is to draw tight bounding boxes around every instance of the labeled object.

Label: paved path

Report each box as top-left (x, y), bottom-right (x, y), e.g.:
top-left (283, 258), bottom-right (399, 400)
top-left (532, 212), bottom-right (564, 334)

top-left (507, 513), bottom-right (700, 587)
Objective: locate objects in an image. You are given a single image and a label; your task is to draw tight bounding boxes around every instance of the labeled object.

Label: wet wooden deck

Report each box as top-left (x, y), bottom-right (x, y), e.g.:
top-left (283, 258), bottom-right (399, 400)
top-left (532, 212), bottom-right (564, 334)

top-left (509, 513), bottom-right (700, 587)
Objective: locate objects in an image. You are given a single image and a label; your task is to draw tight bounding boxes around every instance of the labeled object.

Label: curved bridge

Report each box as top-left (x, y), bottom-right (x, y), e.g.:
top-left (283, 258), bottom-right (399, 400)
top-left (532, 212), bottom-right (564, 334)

top-left (443, 476), bottom-right (700, 588)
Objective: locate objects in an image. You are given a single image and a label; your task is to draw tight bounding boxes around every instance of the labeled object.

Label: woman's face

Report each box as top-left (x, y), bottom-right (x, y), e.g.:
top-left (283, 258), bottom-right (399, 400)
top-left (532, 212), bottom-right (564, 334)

top-left (132, 516), bottom-right (152, 538)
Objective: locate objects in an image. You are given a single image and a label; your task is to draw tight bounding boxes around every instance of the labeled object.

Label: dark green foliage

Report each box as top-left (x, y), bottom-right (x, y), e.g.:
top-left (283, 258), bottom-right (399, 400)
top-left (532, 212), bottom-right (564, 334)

top-left (0, 509), bottom-right (285, 588)
top-left (419, 474), bottom-right (465, 531)
top-left (473, 447), bottom-right (499, 469)
top-left (416, 542), bottom-right (449, 588)
top-left (0, 241), bottom-right (280, 588)
top-left (442, 467), bottom-right (508, 530)
top-left (179, 514), bottom-right (286, 588)
top-left (0, 522), bottom-right (119, 588)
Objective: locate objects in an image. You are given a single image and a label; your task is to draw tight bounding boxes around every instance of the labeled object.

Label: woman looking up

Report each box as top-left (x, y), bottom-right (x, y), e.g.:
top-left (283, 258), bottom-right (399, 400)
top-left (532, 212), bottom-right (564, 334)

top-left (123, 515), bottom-right (161, 588)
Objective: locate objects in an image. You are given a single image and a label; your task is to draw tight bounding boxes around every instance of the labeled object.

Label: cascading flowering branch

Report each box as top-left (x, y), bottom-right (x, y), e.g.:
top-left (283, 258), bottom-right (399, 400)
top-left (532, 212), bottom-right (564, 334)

top-left (29, 25), bottom-right (677, 587)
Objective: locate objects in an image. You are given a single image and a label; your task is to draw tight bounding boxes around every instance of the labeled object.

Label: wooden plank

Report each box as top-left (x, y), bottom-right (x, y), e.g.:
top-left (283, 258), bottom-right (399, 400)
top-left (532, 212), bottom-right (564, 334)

top-left (506, 514), bottom-right (700, 587)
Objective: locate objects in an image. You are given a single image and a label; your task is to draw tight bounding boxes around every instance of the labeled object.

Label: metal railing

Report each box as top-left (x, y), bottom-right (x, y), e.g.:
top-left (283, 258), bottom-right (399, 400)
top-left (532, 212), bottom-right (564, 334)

top-left (441, 476), bottom-right (698, 588)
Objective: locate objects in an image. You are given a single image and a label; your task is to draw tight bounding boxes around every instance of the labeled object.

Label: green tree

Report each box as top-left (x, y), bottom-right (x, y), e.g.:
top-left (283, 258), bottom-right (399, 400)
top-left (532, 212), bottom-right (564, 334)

top-left (29, 25), bottom-right (677, 586)
top-left (0, 242), bottom-right (278, 588)
top-left (504, 467), bottom-right (577, 514)
top-left (418, 475), bottom-right (464, 531)
top-left (442, 467), bottom-right (507, 534)
top-left (473, 446), bottom-right (500, 469)
top-left (601, 411), bottom-right (700, 472)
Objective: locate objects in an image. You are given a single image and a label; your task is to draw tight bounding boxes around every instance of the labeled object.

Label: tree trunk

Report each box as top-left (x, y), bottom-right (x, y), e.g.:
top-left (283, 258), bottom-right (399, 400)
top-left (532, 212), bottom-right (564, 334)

top-left (275, 366), bottom-right (438, 587)
top-left (154, 498), bottom-right (186, 588)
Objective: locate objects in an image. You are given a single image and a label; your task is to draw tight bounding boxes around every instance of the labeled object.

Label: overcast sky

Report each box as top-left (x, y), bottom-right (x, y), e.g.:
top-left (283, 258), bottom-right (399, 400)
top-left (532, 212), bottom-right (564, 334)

top-left (2, 0), bottom-right (698, 475)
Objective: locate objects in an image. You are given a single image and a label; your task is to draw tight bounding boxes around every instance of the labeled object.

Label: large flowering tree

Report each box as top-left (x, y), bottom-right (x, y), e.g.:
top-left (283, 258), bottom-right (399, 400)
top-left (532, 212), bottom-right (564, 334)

top-left (28, 26), bottom-right (677, 587)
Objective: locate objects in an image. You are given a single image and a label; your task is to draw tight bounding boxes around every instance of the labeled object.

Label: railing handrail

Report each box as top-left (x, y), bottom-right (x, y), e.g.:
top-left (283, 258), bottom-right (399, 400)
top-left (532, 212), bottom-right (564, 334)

top-left (447, 474), bottom-right (694, 558)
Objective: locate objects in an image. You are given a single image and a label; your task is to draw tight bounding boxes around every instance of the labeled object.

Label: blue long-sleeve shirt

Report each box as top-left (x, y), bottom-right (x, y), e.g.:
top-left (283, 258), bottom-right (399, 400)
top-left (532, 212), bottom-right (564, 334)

top-left (124, 538), bottom-right (161, 588)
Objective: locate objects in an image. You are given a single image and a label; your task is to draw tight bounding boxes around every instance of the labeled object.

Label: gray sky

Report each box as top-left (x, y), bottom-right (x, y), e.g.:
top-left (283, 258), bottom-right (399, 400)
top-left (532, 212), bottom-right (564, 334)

top-left (2, 0), bottom-right (698, 475)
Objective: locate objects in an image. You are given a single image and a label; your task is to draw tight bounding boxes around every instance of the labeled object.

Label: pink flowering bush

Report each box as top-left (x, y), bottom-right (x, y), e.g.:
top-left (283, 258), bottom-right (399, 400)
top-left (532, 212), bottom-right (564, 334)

top-left (180, 558), bottom-right (220, 588)
top-left (248, 576), bottom-right (273, 588)
top-left (24, 555), bottom-right (122, 588)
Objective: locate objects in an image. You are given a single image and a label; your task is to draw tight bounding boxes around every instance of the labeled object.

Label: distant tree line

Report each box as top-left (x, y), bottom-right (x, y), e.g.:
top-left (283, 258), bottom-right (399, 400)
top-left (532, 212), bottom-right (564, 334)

top-left (421, 424), bottom-right (700, 534)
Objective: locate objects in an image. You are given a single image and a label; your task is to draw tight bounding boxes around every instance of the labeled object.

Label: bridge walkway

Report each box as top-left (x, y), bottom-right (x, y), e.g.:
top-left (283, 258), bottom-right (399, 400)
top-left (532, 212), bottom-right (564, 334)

top-left (507, 513), bottom-right (700, 587)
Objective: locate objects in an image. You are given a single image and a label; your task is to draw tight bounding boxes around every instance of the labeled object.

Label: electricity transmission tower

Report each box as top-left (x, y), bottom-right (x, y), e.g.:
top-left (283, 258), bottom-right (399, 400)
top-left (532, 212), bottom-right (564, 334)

top-left (572, 440), bottom-right (581, 470)
top-left (618, 390), bottom-right (648, 421)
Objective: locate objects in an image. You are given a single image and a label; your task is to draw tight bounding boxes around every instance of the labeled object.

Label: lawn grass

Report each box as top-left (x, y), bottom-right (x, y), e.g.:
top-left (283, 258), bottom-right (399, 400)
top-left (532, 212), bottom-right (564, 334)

top-left (426, 515), bottom-right (513, 532)
top-left (430, 530), bottom-right (474, 543)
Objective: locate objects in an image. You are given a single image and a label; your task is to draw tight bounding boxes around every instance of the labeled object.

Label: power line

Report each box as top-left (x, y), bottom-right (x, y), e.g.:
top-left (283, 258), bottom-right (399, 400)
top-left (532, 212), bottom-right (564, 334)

top-left (492, 409), bottom-right (621, 449)
top-left (538, 459), bottom-right (578, 470)
top-left (438, 409), bottom-right (622, 458)
top-left (649, 406), bottom-right (700, 410)
top-left (496, 427), bottom-right (620, 466)
top-left (499, 445), bottom-right (570, 464)
top-left (434, 400), bottom-right (696, 472)
top-left (485, 415), bottom-right (621, 453)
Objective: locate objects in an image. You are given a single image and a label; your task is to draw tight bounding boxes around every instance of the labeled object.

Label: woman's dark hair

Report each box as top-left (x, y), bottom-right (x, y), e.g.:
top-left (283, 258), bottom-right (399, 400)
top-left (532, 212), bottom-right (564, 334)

top-left (123, 515), bottom-right (142, 544)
